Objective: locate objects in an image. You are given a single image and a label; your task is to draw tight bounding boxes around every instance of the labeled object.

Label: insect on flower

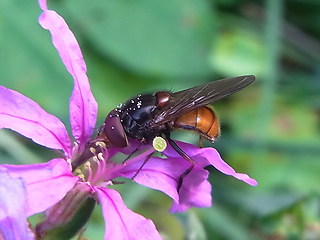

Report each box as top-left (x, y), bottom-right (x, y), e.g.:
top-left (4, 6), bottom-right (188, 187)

top-left (0, 0), bottom-right (257, 238)
top-left (88, 75), bottom-right (255, 191)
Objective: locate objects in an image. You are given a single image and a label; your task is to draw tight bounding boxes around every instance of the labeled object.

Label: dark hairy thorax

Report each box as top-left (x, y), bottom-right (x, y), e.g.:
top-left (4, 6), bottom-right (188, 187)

top-left (117, 93), bottom-right (165, 142)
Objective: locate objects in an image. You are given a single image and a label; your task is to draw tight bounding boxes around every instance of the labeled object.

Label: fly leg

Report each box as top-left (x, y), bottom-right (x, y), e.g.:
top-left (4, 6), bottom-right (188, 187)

top-left (164, 129), bottom-right (194, 193)
top-left (131, 151), bottom-right (154, 181)
top-left (122, 147), bottom-right (139, 164)
top-left (198, 136), bottom-right (204, 148)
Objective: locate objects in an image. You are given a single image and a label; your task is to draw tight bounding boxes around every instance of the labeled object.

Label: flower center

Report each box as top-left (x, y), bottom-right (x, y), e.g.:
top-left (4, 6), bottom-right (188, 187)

top-left (74, 142), bottom-right (113, 187)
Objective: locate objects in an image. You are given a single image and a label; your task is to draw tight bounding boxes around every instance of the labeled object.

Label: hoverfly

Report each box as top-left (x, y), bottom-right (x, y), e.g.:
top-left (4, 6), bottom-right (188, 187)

top-left (77, 75), bottom-right (255, 191)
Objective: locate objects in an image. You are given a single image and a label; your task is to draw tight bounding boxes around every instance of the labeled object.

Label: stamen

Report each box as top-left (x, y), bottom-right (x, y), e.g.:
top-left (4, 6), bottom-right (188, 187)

top-left (96, 141), bottom-right (106, 148)
top-left (101, 148), bottom-right (109, 160)
top-left (85, 161), bottom-right (93, 182)
top-left (78, 173), bottom-right (85, 181)
top-left (92, 154), bottom-right (108, 186)
top-left (99, 156), bottom-right (107, 177)
top-left (93, 160), bottom-right (102, 184)
top-left (98, 152), bottom-right (104, 161)
top-left (90, 147), bottom-right (96, 154)
top-left (92, 156), bottom-right (99, 162)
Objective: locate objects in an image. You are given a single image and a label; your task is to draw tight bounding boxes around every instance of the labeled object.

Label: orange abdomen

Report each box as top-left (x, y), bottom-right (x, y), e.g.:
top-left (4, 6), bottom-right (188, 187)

top-left (174, 106), bottom-right (220, 141)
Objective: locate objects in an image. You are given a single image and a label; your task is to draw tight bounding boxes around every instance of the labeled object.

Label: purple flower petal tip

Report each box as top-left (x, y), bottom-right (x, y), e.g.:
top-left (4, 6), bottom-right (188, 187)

top-left (96, 188), bottom-right (162, 240)
top-left (0, 86), bottom-right (72, 156)
top-left (38, 8), bottom-right (97, 147)
top-left (2, 158), bottom-right (78, 216)
top-left (38, 0), bottom-right (47, 10)
top-left (164, 141), bottom-right (258, 186)
top-left (0, 168), bottom-right (35, 239)
top-left (234, 173), bottom-right (258, 186)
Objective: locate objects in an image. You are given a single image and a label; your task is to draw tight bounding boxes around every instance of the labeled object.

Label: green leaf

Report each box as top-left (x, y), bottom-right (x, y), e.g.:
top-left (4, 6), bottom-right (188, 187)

top-left (210, 30), bottom-right (265, 77)
top-left (0, 131), bottom-right (42, 164)
top-left (198, 207), bottom-right (254, 240)
top-left (178, 211), bottom-right (207, 240)
top-left (60, 0), bottom-right (215, 77)
top-left (0, 0), bottom-right (72, 119)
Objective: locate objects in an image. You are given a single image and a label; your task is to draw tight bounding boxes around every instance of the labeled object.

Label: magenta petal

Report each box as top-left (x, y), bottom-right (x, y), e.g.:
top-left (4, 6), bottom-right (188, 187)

top-left (118, 156), bottom-right (181, 203)
top-left (0, 168), bottom-right (34, 240)
top-left (38, 0), bottom-right (47, 10)
top-left (163, 141), bottom-right (258, 186)
top-left (38, 10), bottom-right (98, 147)
top-left (194, 148), bottom-right (258, 186)
top-left (2, 158), bottom-right (78, 216)
top-left (108, 139), bottom-right (149, 159)
top-left (0, 86), bottom-right (72, 156)
top-left (170, 166), bottom-right (212, 213)
top-left (95, 188), bottom-right (162, 240)
top-left (119, 155), bottom-right (212, 212)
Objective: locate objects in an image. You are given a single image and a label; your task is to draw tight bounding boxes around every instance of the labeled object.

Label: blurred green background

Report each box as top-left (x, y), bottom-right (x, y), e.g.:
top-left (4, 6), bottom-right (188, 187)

top-left (1, 0), bottom-right (320, 239)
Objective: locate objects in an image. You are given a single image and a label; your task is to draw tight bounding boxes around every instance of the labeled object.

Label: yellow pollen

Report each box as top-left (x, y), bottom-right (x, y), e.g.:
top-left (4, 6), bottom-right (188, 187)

top-left (90, 147), bottom-right (96, 154)
top-left (78, 173), bottom-right (85, 180)
top-left (98, 152), bottom-right (104, 161)
top-left (75, 169), bottom-right (82, 174)
top-left (85, 161), bottom-right (91, 168)
top-left (153, 136), bottom-right (167, 152)
top-left (96, 141), bottom-right (107, 148)
top-left (93, 156), bottom-right (99, 162)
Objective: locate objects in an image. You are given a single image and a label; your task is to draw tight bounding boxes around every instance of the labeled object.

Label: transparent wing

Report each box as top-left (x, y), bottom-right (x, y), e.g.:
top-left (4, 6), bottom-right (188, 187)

top-left (152, 75), bottom-right (255, 126)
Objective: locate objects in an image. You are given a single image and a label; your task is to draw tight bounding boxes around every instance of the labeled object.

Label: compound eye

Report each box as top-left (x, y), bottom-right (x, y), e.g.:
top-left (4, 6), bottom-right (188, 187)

top-left (104, 111), bottom-right (128, 148)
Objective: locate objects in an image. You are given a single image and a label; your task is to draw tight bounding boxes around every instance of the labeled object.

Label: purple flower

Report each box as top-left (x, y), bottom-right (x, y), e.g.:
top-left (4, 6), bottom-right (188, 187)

top-left (0, 168), bottom-right (34, 240)
top-left (0, 1), bottom-right (161, 239)
top-left (120, 140), bottom-right (257, 213)
top-left (0, 0), bottom-right (257, 239)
